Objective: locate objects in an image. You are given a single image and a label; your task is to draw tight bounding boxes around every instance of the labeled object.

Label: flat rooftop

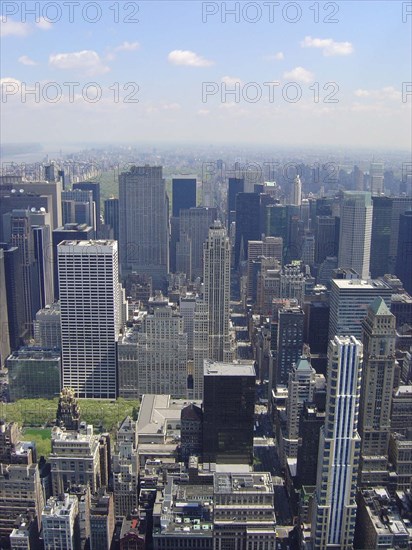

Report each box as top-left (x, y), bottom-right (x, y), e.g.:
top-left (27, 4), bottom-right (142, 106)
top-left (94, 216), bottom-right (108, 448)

top-left (214, 472), bottom-right (273, 494)
top-left (204, 360), bottom-right (255, 378)
top-left (137, 394), bottom-right (202, 437)
top-left (332, 279), bottom-right (392, 291)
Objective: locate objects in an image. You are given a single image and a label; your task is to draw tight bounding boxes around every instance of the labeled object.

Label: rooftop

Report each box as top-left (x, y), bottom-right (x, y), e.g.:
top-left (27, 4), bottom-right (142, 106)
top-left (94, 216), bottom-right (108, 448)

top-left (332, 279), bottom-right (392, 291)
top-left (214, 473), bottom-right (273, 494)
top-left (203, 360), bottom-right (255, 378)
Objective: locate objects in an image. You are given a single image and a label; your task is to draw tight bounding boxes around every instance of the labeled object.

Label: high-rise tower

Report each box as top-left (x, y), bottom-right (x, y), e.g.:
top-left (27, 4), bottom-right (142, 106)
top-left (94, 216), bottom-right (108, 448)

top-left (312, 335), bottom-right (363, 550)
top-left (358, 297), bottom-right (396, 486)
top-left (119, 165), bottom-right (169, 289)
top-left (338, 191), bottom-right (372, 280)
top-left (291, 175), bottom-right (302, 206)
top-left (58, 240), bottom-right (124, 399)
top-left (203, 221), bottom-right (232, 362)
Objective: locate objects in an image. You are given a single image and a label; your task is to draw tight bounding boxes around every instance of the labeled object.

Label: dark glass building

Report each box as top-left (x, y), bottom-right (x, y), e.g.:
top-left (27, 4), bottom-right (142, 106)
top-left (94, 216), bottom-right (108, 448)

top-left (203, 360), bottom-right (255, 465)
top-left (396, 211), bottom-right (412, 294)
top-left (370, 196), bottom-right (393, 278)
top-left (314, 215), bottom-right (340, 265)
top-left (276, 305), bottom-right (304, 386)
top-left (172, 178), bottom-right (197, 218)
top-left (234, 193), bottom-right (261, 268)
top-left (104, 198), bottom-right (119, 240)
top-left (227, 177), bottom-right (244, 227)
top-left (0, 244), bottom-right (26, 350)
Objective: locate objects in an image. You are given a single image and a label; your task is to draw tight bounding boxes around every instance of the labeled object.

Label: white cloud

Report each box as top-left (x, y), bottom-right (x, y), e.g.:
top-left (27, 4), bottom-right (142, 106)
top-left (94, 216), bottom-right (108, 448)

top-left (283, 66), bottom-right (314, 83)
top-left (301, 36), bottom-right (354, 56)
top-left (221, 75), bottom-right (243, 86)
top-left (354, 86), bottom-right (401, 101)
top-left (0, 77), bottom-right (22, 86)
top-left (168, 50), bottom-right (214, 67)
top-left (114, 41), bottom-right (140, 52)
top-left (198, 109), bottom-right (210, 116)
top-left (18, 55), bottom-right (37, 66)
top-left (49, 50), bottom-right (110, 75)
top-left (0, 19), bottom-right (30, 37)
top-left (267, 52), bottom-right (284, 61)
top-left (36, 17), bottom-right (52, 30)
top-left (0, 78), bottom-right (22, 103)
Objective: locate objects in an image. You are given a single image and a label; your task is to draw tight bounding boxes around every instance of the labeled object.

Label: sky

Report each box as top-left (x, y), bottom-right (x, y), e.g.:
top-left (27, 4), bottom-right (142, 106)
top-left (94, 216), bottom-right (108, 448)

top-left (1, 0), bottom-right (411, 150)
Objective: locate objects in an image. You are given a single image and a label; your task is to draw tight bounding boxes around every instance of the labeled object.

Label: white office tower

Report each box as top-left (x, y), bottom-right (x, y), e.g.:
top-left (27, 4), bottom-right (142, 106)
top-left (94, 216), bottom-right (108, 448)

top-left (311, 336), bottom-right (363, 550)
top-left (119, 165), bottom-right (169, 290)
top-left (58, 240), bottom-right (123, 399)
top-left (42, 494), bottom-right (78, 550)
top-left (369, 161), bottom-right (384, 195)
top-left (291, 175), bottom-right (302, 206)
top-left (136, 295), bottom-right (187, 398)
top-left (338, 191), bottom-right (372, 280)
top-left (203, 221), bottom-right (233, 363)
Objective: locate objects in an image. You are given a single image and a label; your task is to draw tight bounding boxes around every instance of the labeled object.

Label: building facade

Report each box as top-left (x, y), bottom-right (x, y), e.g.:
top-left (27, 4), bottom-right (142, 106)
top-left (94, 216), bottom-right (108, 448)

top-left (312, 336), bottom-right (363, 549)
top-left (58, 240), bottom-right (123, 399)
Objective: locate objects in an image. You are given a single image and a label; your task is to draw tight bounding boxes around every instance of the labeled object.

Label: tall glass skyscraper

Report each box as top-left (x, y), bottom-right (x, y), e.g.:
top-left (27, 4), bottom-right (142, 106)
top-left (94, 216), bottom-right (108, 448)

top-left (338, 191), bottom-right (372, 280)
top-left (119, 165), bottom-right (169, 290)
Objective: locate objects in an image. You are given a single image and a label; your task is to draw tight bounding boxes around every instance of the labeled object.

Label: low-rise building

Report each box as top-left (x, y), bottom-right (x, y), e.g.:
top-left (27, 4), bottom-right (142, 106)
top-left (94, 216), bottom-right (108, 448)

top-left (6, 348), bottom-right (61, 401)
top-left (354, 487), bottom-right (410, 549)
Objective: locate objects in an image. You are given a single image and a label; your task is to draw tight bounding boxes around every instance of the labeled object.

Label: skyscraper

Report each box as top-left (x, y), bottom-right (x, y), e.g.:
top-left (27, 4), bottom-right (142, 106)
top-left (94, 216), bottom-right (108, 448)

top-left (314, 215), bottom-right (339, 265)
top-left (358, 297), bottom-right (396, 486)
top-left (119, 166), bottom-right (169, 289)
top-left (388, 198), bottom-right (412, 272)
top-left (338, 191), bottom-right (372, 280)
top-left (291, 175), bottom-right (302, 206)
top-left (203, 360), bottom-right (255, 464)
top-left (203, 221), bottom-right (232, 362)
top-left (246, 236), bottom-right (283, 300)
top-left (179, 207), bottom-right (217, 279)
top-left (284, 356), bottom-right (316, 460)
top-left (0, 250), bottom-right (10, 368)
top-left (234, 192), bottom-right (261, 268)
top-left (276, 304), bottom-right (304, 386)
top-left (370, 196), bottom-right (393, 278)
top-left (395, 211), bottom-right (412, 294)
top-left (104, 198), bottom-right (119, 241)
top-left (3, 210), bottom-right (40, 331)
top-left (329, 278), bottom-right (392, 341)
top-left (62, 189), bottom-right (95, 230)
top-left (0, 244), bottom-right (26, 349)
top-left (369, 162), bottom-right (384, 195)
top-left (52, 223), bottom-right (94, 299)
top-left (227, 177), bottom-right (244, 227)
top-left (58, 240), bottom-right (123, 399)
top-left (134, 296), bottom-right (188, 398)
top-left (73, 181), bottom-right (101, 234)
top-left (312, 336), bottom-right (363, 549)
top-left (172, 176), bottom-right (197, 217)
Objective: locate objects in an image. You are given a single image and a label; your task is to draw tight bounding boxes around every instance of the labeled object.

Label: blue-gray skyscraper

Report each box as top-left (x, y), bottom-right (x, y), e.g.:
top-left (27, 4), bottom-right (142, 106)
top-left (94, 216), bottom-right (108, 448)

top-left (119, 166), bottom-right (169, 290)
